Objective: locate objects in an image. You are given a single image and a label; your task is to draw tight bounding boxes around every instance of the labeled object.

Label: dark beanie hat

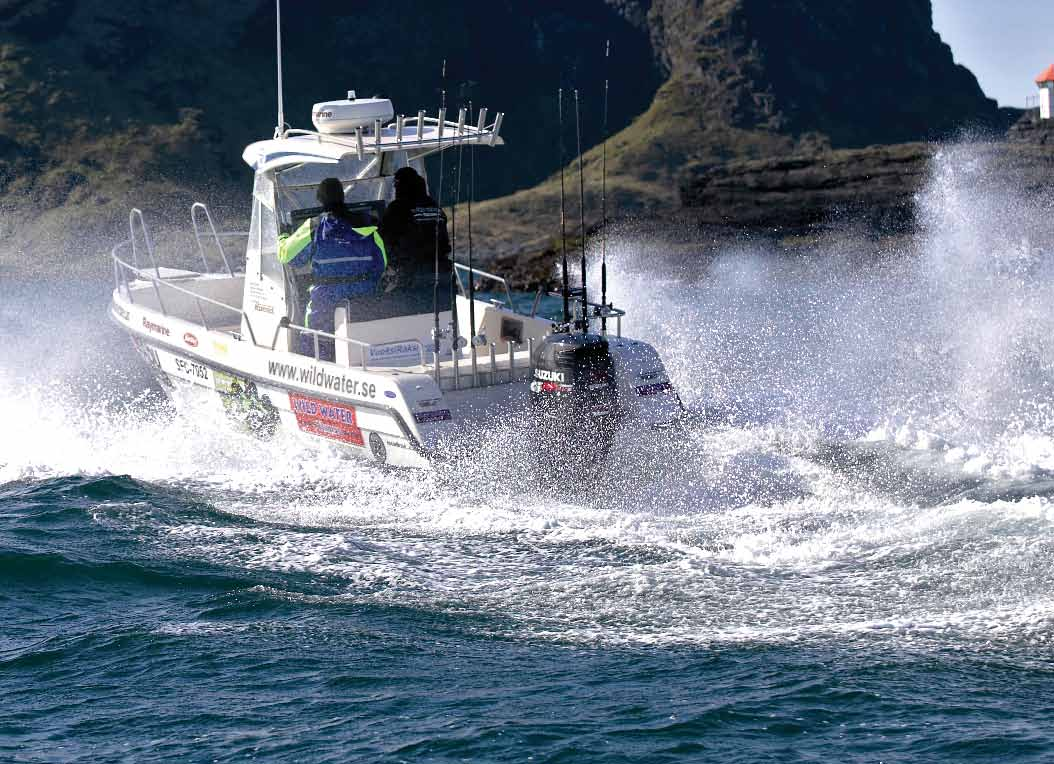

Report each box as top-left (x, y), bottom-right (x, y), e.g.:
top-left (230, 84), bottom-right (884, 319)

top-left (316, 177), bottom-right (345, 212)
top-left (394, 167), bottom-right (420, 185)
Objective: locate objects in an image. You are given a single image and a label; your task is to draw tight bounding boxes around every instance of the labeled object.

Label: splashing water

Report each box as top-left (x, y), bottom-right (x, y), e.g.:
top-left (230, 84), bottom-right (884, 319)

top-left (4, 145), bottom-right (1054, 761)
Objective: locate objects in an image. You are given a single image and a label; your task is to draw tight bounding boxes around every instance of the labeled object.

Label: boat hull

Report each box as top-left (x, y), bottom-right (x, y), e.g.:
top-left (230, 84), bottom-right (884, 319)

top-left (110, 289), bottom-right (683, 471)
top-left (112, 296), bottom-right (436, 469)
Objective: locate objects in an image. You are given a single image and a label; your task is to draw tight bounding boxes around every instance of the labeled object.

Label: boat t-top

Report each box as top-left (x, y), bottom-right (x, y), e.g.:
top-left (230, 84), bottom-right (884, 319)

top-left (108, 78), bottom-right (682, 469)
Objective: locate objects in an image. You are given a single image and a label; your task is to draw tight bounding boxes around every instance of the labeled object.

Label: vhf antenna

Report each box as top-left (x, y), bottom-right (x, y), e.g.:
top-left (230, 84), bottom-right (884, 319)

top-left (274, 0), bottom-right (285, 138)
top-left (558, 88), bottom-right (570, 327)
top-left (432, 59), bottom-right (447, 384)
top-left (600, 40), bottom-right (610, 334)
top-left (574, 89), bottom-right (588, 333)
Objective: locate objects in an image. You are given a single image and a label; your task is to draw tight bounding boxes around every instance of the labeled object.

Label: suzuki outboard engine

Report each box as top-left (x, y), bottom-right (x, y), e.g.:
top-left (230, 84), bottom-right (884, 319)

top-left (530, 332), bottom-right (621, 466)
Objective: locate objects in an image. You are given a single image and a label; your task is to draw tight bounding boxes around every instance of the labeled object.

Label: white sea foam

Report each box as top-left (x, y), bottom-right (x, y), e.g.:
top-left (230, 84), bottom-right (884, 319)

top-left (4, 143), bottom-right (1054, 650)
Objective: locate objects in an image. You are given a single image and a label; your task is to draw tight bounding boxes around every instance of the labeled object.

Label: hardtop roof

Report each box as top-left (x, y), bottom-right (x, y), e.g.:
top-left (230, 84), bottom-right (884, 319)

top-left (243, 111), bottom-right (504, 173)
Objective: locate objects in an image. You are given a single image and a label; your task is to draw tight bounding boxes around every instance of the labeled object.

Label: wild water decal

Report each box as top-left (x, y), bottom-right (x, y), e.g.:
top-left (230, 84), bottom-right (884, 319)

top-left (3, 146), bottom-right (1054, 761)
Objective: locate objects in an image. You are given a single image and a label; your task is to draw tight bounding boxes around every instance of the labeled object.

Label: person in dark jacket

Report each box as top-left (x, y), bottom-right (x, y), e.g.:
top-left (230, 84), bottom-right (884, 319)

top-left (279, 177), bottom-right (387, 361)
top-left (379, 167), bottom-right (451, 314)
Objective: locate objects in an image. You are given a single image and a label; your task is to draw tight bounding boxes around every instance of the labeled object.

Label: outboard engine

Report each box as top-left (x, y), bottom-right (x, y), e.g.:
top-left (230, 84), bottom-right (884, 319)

top-left (530, 332), bottom-right (621, 465)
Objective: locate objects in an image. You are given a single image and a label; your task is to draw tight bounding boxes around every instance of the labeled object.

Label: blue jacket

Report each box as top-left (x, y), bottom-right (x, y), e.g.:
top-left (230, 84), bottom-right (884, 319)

top-left (278, 214), bottom-right (387, 287)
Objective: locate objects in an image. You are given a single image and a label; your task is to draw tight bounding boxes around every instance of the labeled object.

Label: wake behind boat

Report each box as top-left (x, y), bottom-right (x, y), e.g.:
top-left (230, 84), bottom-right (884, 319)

top-left (108, 27), bottom-right (681, 469)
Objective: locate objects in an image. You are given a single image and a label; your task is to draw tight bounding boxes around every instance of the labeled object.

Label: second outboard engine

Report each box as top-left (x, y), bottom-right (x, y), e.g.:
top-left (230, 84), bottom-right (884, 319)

top-left (530, 332), bottom-right (621, 466)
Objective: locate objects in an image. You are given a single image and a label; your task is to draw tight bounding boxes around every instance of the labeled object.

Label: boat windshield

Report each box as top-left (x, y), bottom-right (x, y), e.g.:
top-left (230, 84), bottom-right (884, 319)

top-left (272, 153), bottom-right (422, 231)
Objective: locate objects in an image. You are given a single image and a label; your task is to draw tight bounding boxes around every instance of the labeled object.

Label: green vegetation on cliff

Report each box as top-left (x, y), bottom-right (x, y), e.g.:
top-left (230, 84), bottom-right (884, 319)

top-left (0, 0), bottom-right (1019, 281)
top-left (0, 0), bottom-right (657, 277)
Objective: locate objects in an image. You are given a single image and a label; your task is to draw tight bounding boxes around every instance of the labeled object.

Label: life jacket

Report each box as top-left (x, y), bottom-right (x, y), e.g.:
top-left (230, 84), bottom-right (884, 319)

top-left (311, 215), bottom-right (388, 284)
top-left (278, 212), bottom-right (388, 287)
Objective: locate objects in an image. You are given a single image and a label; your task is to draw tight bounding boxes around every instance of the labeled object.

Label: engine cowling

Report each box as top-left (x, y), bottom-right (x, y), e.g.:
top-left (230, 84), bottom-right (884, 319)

top-left (529, 332), bottom-right (621, 463)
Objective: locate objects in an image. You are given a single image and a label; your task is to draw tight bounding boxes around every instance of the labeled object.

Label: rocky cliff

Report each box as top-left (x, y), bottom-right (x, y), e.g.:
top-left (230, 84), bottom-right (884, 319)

top-left (0, 0), bottom-right (1019, 280)
top-left (468, 0), bottom-right (1012, 268)
top-left (681, 143), bottom-right (934, 232)
top-left (0, 0), bottom-right (659, 276)
top-left (0, 0), bottom-right (658, 198)
top-left (678, 112), bottom-right (1054, 237)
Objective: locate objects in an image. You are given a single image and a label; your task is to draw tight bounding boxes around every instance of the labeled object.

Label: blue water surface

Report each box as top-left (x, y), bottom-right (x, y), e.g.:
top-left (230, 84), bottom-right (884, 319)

top-left (3, 274), bottom-right (1054, 763)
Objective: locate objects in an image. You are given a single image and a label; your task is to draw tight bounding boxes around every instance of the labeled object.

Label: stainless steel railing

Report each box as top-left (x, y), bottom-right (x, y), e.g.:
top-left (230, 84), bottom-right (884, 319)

top-left (453, 262), bottom-right (515, 309)
top-left (112, 242), bottom-right (260, 346)
top-left (191, 202), bottom-right (236, 276)
top-left (454, 263), bottom-right (626, 336)
top-left (112, 204), bottom-right (613, 387)
top-left (114, 207), bottom-right (428, 369)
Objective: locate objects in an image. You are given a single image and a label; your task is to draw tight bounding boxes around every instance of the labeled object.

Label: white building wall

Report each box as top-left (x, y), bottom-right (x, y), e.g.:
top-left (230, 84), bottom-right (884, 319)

top-left (1041, 83), bottom-right (1053, 120)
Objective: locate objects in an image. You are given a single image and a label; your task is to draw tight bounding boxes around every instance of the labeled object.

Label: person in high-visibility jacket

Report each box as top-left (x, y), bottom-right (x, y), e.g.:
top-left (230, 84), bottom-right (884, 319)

top-left (278, 178), bottom-right (387, 361)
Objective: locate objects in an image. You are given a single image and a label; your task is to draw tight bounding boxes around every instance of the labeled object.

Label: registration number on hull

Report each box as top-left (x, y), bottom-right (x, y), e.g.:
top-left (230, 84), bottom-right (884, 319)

top-left (154, 347), bottom-right (214, 387)
top-left (173, 357), bottom-right (210, 381)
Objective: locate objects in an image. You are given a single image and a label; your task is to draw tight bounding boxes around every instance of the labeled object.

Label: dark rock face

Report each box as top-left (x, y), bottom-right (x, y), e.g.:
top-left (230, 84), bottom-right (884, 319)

top-left (0, 0), bottom-right (1004, 206)
top-left (591, 0), bottom-right (1011, 195)
top-left (0, 0), bottom-right (660, 201)
top-left (739, 0), bottom-right (1002, 146)
top-left (0, 0), bottom-right (1032, 279)
top-left (680, 140), bottom-right (1054, 236)
top-left (681, 143), bottom-right (934, 232)
top-left (641, 0), bottom-right (1002, 145)
top-left (1007, 110), bottom-right (1054, 146)
top-left (0, 0), bottom-right (663, 277)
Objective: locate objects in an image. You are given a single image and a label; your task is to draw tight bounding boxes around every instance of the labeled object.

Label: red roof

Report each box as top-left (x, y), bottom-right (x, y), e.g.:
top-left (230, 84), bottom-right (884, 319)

top-left (1037, 64), bottom-right (1054, 84)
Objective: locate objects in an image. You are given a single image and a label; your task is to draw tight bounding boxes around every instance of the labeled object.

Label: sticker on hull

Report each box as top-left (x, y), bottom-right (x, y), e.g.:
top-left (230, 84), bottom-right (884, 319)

top-left (288, 393), bottom-right (364, 446)
top-left (216, 370), bottom-right (280, 439)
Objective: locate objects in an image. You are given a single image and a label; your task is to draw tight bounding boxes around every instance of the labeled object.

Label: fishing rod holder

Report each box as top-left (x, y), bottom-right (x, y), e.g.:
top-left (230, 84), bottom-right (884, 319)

top-left (279, 108), bottom-right (505, 162)
top-left (546, 290), bottom-right (625, 337)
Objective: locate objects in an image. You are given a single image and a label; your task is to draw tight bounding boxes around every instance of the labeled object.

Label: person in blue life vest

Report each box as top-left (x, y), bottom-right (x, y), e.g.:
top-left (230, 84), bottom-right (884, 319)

top-left (278, 178), bottom-right (388, 361)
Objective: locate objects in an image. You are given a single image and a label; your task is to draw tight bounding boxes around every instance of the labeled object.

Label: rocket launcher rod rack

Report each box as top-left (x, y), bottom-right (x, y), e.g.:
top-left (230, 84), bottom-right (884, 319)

top-left (282, 108), bottom-right (504, 161)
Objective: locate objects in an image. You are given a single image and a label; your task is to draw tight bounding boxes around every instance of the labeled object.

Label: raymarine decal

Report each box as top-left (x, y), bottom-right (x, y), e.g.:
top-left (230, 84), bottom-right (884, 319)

top-left (142, 318), bottom-right (170, 337)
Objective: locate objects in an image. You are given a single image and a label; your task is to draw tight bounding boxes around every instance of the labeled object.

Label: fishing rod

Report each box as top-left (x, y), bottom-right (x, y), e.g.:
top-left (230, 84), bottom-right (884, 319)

top-left (449, 101), bottom-right (467, 385)
top-left (600, 40), bottom-right (610, 334)
top-left (558, 87), bottom-right (570, 327)
top-left (467, 101), bottom-right (478, 385)
top-left (432, 59), bottom-right (447, 384)
top-left (574, 89), bottom-right (588, 333)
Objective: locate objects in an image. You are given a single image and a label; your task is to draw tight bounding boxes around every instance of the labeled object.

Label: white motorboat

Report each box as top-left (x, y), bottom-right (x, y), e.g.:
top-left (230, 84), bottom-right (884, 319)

top-left (108, 89), bottom-right (682, 469)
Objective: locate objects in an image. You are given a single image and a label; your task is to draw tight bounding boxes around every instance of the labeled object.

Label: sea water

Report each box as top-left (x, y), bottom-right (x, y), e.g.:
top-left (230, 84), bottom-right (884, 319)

top-left (2, 145), bottom-right (1054, 762)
